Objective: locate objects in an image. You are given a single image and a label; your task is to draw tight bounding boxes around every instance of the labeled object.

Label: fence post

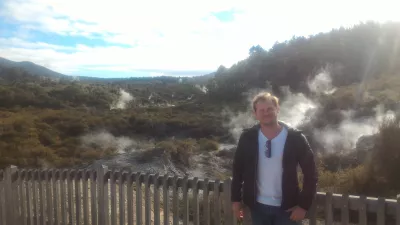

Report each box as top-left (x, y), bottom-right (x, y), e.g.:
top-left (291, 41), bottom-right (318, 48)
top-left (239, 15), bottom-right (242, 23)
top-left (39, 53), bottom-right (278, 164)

top-left (5, 165), bottom-right (18, 225)
top-left (396, 194), bottom-right (400, 225)
top-left (97, 164), bottom-right (109, 225)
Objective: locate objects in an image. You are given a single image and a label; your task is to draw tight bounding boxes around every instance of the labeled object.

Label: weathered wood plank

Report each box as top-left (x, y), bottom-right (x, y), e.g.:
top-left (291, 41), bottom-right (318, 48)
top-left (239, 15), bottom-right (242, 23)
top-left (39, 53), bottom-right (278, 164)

top-left (377, 197), bottom-right (385, 225)
top-left (396, 194), bottom-right (400, 225)
top-left (173, 175), bottom-right (179, 225)
top-left (26, 171), bottom-right (33, 225)
top-left (202, 178), bottom-right (210, 225)
top-left (325, 192), bottom-right (333, 225)
top-left (67, 170), bottom-right (75, 225)
top-left (20, 170), bottom-right (28, 225)
top-left (223, 179), bottom-right (234, 225)
top-left (0, 177), bottom-right (5, 225)
top-left (136, 172), bottom-right (142, 225)
top-left (97, 165), bottom-right (109, 225)
top-left (182, 175), bottom-right (189, 225)
top-left (45, 170), bottom-right (53, 225)
top-left (153, 173), bottom-right (160, 225)
top-left (91, 170), bottom-right (98, 225)
top-left (214, 179), bottom-right (221, 225)
top-left (145, 173), bottom-right (151, 225)
top-left (127, 171), bottom-right (134, 225)
top-left (103, 168), bottom-right (110, 225)
top-left (163, 174), bottom-right (169, 225)
top-left (119, 170), bottom-right (125, 225)
top-left (83, 170), bottom-right (89, 225)
top-left (61, 171), bottom-right (67, 225)
top-left (39, 171), bottom-right (45, 225)
top-left (341, 193), bottom-right (349, 225)
top-left (75, 170), bottom-right (82, 225)
top-left (6, 166), bottom-right (18, 225)
top-left (359, 195), bottom-right (367, 225)
top-left (192, 177), bottom-right (200, 225)
top-left (33, 170), bottom-right (40, 225)
top-left (53, 170), bottom-right (60, 225)
top-left (111, 171), bottom-right (117, 225)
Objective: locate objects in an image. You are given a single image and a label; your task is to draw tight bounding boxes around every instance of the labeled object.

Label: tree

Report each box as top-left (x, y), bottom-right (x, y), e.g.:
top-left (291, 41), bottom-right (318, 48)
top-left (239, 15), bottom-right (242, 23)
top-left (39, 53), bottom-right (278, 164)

top-left (249, 45), bottom-right (265, 56)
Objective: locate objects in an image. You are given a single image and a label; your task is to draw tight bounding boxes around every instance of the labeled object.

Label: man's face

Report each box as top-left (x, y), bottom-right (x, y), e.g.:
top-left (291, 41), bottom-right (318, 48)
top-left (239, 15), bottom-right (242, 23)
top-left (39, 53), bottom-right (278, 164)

top-left (253, 100), bottom-right (279, 126)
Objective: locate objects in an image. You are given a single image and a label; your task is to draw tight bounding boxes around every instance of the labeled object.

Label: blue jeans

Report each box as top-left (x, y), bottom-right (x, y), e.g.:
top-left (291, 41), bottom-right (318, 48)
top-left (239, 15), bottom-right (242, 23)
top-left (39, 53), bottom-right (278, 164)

top-left (250, 202), bottom-right (302, 225)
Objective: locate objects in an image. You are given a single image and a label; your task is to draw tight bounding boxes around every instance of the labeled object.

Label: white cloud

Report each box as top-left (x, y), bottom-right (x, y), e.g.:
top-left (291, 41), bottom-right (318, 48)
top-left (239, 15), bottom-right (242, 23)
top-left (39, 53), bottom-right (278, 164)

top-left (0, 37), bottom-right (74, 51)
top-left (1, 0), bottom-right (400, 76)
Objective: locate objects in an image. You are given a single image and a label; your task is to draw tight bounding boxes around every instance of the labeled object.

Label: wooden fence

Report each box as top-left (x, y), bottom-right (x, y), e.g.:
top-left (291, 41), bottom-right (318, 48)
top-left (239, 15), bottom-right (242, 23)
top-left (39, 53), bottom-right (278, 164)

top-left (0, 165), bottom-right (399, 225)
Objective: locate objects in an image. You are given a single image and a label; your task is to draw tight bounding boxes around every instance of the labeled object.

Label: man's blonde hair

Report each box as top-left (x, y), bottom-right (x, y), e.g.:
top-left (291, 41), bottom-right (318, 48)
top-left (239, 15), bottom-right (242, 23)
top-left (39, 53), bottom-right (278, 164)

top-left (252, 92), bottom-right (279, 111)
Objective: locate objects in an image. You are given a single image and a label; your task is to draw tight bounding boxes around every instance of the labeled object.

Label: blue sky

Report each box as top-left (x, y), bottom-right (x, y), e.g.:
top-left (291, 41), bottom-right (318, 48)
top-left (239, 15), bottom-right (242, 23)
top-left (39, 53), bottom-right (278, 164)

top-left (0, 0), bottom-right (399, 78)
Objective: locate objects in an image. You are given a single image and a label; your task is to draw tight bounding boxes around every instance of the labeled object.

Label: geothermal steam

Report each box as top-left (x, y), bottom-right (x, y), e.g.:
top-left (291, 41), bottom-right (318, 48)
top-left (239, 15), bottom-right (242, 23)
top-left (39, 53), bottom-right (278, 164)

top-left (314, 105), bottom-right (396, 152)
top-left (195, 84), bottom-right (208, 94)
top-left (110, 88), bottom-right (134, 110)
top-left (225, 67), bottom-right (395, 153)
top-left (81, 131), bottom-right (137, 153)
top-left (278, 86), bottom-right (318, 127)
top-left (308, 69), bottom-right (336, 95)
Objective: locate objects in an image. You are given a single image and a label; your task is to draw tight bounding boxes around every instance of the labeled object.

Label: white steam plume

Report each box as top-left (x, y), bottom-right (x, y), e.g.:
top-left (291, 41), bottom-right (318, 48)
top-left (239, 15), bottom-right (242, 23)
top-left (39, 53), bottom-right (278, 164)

top-left (81, 131), bottom-right (138, 154)
top-left (278, 86), bottom-right (318, 127)
top-left (195, 84), bottom-right (208, 94)
top-left (315, 105), bottom-right (396, 152)
top-left (308, 68), bottom-right (336, 95)
top-left (222, 108), bottom-right (257, 143)
top-left (110, 88), bottom-right (134, 110)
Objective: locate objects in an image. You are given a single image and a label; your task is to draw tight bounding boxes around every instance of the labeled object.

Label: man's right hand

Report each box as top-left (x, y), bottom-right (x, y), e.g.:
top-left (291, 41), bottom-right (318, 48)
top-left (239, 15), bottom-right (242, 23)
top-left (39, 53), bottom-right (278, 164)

top-left (232, 202), bottom-right (243, 219)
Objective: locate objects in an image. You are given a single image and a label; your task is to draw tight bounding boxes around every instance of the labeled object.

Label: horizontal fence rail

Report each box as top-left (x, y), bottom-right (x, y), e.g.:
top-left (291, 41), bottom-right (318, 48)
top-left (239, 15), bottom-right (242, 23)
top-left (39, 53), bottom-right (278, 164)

top-left (0, 165), bottom-right (399, 225)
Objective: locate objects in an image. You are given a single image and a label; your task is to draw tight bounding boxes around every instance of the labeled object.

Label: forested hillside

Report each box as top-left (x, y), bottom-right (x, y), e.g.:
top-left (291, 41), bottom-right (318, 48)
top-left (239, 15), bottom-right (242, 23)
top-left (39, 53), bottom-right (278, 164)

top-left (206, 21), bottom-right (400, 103)
top-left (1, 21), bottom-right (400, 197)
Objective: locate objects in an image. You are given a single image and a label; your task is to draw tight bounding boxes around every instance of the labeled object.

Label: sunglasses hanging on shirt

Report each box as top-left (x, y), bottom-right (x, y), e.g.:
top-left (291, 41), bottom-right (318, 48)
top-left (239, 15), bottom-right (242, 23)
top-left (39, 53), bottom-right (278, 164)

top-left (265, 139), bottom-right (272, 158)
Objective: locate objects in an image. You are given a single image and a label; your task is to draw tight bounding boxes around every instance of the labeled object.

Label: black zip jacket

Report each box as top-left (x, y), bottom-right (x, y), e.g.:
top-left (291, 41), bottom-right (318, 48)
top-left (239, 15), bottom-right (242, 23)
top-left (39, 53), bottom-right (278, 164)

top-left (231, 122), bottom-right (318, 211)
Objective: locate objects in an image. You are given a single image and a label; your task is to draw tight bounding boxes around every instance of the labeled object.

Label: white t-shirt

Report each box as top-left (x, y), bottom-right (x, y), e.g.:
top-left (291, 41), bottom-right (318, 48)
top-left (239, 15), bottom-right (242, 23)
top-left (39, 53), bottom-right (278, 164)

top-left (256, 127), bottom-right (288, 206)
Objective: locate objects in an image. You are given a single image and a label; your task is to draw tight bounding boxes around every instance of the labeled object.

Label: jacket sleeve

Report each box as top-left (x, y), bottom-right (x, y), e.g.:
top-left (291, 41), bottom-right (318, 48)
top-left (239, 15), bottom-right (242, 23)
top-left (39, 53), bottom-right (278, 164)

top-left (231, 132), bottom-right (246, 202)
top-left (297, 133), bottom-right (318, 211)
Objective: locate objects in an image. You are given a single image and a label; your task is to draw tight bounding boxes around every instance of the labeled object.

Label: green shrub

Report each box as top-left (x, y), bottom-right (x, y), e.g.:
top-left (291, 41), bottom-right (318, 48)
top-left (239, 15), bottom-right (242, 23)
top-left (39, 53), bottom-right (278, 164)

top-left (156, 139), bottom-right (197, 166)
top-left (198, 138), bottom-right (219, 151)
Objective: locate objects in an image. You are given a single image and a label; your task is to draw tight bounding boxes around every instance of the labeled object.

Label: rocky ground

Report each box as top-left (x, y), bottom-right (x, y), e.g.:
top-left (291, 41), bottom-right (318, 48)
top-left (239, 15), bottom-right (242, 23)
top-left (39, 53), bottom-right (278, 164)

top-left (79, 144), bottom-right (237, 180)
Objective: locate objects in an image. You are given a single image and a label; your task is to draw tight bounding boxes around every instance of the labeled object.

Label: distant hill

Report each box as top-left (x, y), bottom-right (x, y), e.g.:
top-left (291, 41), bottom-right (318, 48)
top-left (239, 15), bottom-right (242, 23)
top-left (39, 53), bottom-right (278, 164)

top-left (0, 57), bottom-right (217, 85)
top-left (0, 57), bottom-right (67, 79)
top-left (185, 72), bottom-right (216, 85)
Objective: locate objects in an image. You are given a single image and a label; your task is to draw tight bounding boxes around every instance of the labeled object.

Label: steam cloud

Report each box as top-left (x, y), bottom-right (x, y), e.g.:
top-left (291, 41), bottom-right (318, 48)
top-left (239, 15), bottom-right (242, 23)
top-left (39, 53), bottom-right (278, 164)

top-left (224, 66), bottom-right (396, 154)
top-left (81, 131), bottom-right (138, 153)
top-left (222, 108), bottom-right (257, 143)
top-left (278, 86), bottom-right (318, 127)
top-left (308, 69), bottom-right (336, 95)
top-left (315, 105), bottom-right (396, 152)
top-left (110, 88), bottom-right (134, 110)
top-left (195, 84), bottom-right (208, 94)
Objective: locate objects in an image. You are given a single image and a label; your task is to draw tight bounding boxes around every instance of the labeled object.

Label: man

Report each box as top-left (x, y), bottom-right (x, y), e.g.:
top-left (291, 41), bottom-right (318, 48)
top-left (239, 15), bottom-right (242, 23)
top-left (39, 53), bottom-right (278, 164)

top-left (231, 92), bottom-right (317, 225)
